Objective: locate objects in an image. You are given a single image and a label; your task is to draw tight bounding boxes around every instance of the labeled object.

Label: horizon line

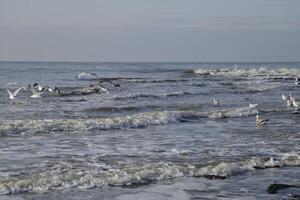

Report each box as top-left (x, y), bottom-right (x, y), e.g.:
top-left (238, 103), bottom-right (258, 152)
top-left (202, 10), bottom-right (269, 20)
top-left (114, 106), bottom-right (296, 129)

top-left (1, 60), bottom-right (300, 64)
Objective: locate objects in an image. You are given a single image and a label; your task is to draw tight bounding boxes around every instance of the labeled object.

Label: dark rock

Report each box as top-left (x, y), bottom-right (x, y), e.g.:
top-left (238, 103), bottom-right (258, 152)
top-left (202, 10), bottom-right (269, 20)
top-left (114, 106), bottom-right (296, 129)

top-left (289, 193), bottom-right (300, 199)
top-left (203, 175), bottom-right (226, 180)
top-left (267, 184), bottom-right (299, 194)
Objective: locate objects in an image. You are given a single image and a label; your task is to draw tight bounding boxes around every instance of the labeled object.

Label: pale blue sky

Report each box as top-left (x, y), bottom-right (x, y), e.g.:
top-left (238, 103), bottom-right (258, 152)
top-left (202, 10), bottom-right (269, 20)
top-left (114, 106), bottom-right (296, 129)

top-left (1, 0), bottom-right (300, 62)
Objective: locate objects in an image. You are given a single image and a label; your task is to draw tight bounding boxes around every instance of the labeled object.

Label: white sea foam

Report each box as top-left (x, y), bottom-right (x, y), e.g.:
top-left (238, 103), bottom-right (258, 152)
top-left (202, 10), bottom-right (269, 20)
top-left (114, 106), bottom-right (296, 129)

top-left (192, 67), bottom-right (300, 78)
top-left (0, 154), bottom-right (299, 195)
top-left (0, 107), bottom-right (258, 135)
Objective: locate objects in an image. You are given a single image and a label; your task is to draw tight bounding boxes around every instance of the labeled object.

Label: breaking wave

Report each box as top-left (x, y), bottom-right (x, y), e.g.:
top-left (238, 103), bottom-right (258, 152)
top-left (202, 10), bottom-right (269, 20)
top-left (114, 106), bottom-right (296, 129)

top-left (0, 107), bottom-right (258, 135)
top-left (0, 153), bottom-right (299, 195)
top-left (190, 67), bottom-right (300, 78)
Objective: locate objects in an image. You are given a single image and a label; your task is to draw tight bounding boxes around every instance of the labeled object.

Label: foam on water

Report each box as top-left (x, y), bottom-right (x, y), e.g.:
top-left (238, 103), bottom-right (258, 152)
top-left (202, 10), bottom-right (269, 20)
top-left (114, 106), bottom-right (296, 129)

top-left (1, 63), bottom-right (300, 198)
top-left (0, 107), bottom-right (258, 135)
top-left (191, 67), bottom-right (300, 78)
top-left (0, 153), bottom-right (299, 195)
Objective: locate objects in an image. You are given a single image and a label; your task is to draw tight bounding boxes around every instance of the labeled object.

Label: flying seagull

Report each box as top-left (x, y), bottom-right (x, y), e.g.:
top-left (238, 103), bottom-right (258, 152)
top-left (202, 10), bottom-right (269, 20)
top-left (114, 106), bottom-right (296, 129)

top-left (6, 86), bottom-right (27, 100)
top-left (27, 84), bottom-right (49, 98)
top-left (246, 98), bottom-right (258, 108)
top-left (33, 83), bottom-right (60, 95)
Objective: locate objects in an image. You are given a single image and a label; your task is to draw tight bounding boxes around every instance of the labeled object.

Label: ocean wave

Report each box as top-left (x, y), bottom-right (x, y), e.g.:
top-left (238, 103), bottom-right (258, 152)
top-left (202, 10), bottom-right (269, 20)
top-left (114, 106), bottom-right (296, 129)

top-left (112, 91), bottom-right (193, 101)
top-left (0, 153), bottom-right (299, 195)
top-left (190, 67), bottom-right (300, 78)
top-left (0, 107), bottom-right (258, 135)
top-left (124, 78), bottom-right (195, 83)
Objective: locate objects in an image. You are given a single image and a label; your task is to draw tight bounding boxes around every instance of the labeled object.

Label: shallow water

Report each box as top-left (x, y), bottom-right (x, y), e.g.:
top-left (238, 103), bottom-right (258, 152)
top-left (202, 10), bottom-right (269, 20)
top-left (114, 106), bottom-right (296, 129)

top-left (0, 62), bottom-right (299, 199)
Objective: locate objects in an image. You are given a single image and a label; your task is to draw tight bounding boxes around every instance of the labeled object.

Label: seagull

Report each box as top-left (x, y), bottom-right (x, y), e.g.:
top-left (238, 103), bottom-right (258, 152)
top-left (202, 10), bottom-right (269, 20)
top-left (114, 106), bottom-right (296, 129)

top-left (256, 115), bottom-right (269, 125)
top-left (292, 99), bottom-right (300, 108)
top-left (33, 82), bottom-right (43, 91)
top-left (33, 83), bottom-right (60, 95)
top-left (6, 86), bottom-right (27, 100)
top-left (99, 80), bottom-right (122, 91)
top-left (48, 86), bottom-right (61, 95)
top-left (212, 97), bottom-right (220, 106)
top-left (246, 98), bottom-right (258, 108)
top-left (295, 77), bottom-right (299, 86)
top-left (88, 84), bottom-right (109, 94)
top-left (282, 94), bottom-right (289, 101)
top-left (27, 84), bottom-right (48, 98)
top-left (289, 93), bottom-right (295, 102)
top-left (287, 99), bottom-right (293, 107)
top-left (249, 102), bottom-right (258, 108)
top-left (75, 72), bottom-right (97, 79)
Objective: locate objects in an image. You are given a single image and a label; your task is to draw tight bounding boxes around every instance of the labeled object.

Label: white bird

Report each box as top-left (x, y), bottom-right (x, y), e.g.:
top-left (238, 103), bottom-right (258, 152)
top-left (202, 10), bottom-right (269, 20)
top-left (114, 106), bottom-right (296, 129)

top-left (27, 84), bottom-right (48, 98)
top-left (256, 115), bottom-right (269, 125)
top-left (295, 77), bottom-right (299, 86)
top-left (212, 97), bottom-right (220, 106)
top-left (292, 99), bottom-right (300, 108)
top-left (48, 87), bottom-right (61, 95)
top-left (282, 94), bottom-right (288, 101)
top-left (33, 83), bottom-right (44, 91)
top-left (99, 80), bottom-right (122, 91)
top-left (249, 102), bottom-right (258, 108)
top-left (75, 72), bottom-right (97, 79)
top-left (246, 98), bottom-right (258, 108)
top-left (88, 84), bottom-right (109, 94)
top-left (287, 99), bottom-right (293, 107)
top-left (6, 86), bottom-right (27, 100)
top-left (99, 86), bottom-right (109, 94)
top-left (33, 83), bottom-right (60, 95)
top-left (289, 93), bottom-right (295, 102)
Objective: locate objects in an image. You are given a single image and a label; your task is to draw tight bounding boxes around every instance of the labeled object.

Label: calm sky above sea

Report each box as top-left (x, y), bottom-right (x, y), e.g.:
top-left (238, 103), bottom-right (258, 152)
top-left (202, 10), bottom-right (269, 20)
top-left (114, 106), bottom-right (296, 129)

top-left (0, 0), bottom-right (300, 62)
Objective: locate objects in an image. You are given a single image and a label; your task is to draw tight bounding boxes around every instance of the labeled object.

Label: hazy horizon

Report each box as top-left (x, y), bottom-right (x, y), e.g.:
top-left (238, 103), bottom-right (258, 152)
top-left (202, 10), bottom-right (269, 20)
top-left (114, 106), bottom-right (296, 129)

top-left (1, 0), bottom-right (300, 62)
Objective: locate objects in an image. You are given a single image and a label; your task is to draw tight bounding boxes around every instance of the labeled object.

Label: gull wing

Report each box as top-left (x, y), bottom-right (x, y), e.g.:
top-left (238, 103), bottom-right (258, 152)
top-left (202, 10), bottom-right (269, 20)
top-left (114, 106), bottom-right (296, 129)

top-left (6, 88), bottom-right (13, 97)
top-left (3, 81), bottom-right (22, 88)
top-left (13, 86), bottom-right (26, 97)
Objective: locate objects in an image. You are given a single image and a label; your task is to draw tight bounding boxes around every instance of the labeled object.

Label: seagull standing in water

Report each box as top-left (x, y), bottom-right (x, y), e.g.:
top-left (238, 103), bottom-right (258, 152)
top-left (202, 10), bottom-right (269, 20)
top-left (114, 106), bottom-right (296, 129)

top-left (212, 97), bottom-right (220, 106)
top-left (295, 77), bottom-right (299, 86)
top-left (6, 86), bottom-right (27, 100)
top-left (256, 115), bottom-right (269, 125)
top-left (75, 72), bottom-right (97, 79)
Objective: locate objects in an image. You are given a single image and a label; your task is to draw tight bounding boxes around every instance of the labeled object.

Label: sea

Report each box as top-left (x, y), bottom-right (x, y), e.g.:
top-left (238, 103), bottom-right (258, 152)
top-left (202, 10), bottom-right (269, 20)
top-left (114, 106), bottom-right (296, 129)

top-left (0, 62), bottom-right (299, 200)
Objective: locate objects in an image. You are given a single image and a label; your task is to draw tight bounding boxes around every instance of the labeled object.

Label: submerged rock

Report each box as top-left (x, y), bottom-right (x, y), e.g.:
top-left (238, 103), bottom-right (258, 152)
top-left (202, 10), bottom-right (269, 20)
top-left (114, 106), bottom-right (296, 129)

top-left (267, 183), bottom-right (299, 194)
